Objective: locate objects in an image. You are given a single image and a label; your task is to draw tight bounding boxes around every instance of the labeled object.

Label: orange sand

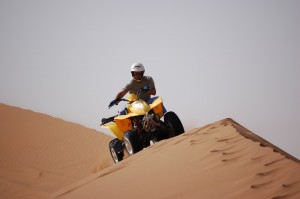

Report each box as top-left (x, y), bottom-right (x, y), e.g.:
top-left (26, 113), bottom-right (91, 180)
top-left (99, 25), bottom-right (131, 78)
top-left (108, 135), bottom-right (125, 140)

top-left (0, 104), bottom-right (113, 199)
top-left (1, 104), bottom-right (299, 199)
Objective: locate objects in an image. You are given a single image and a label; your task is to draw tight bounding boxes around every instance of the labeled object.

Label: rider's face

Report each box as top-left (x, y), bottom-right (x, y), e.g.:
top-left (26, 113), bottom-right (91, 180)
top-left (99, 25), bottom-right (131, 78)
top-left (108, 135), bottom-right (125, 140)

top-left (132, 72), bottom-right (143, 81)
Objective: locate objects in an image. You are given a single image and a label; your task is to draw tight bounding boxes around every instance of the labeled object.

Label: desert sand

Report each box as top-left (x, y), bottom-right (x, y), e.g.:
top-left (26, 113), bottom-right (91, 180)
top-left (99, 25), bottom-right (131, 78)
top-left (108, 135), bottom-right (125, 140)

top-left (1, 103), bottom-right (300, 199)
top-left (0, 104), bottom-right (114, 199)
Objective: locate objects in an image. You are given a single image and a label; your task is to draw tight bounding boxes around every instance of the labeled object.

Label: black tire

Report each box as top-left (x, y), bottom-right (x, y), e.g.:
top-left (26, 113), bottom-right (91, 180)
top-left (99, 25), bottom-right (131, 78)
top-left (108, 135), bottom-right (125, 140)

top-left (123, 130), bottom-right (143, 155)
top-left (164, 111), bottom-right (185, 137)
top-left (154, 130), bottom-right (169, 142)
top-left (109, 138), bottom-right (124, 163)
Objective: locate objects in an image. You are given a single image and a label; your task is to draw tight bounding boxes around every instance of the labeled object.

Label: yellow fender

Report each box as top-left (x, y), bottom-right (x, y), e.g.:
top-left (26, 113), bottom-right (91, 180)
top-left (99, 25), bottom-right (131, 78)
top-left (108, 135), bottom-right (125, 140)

top-left (103, 96), bottom-right (164, 140)
top-left (149, 97), bottom-right (164, 118)
top-left (102, 122), bottom-right (123, 140)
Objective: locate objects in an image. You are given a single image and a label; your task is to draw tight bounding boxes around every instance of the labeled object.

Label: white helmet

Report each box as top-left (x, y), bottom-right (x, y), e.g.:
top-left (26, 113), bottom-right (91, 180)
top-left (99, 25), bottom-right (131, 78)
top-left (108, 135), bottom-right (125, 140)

top-left (130, 63), bottom-right (145, 82)
top-left (130, 63), bottom-right (145, 72)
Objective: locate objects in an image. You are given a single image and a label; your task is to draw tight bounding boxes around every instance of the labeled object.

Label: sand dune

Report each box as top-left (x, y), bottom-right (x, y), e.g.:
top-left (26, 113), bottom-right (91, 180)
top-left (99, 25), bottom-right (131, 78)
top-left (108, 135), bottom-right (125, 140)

top-left (1, 104), bottom-right (300, 199)
top-left (50, 119), bottom-right (300, 199)
top-left (0, 104), bottom-right (114, 199)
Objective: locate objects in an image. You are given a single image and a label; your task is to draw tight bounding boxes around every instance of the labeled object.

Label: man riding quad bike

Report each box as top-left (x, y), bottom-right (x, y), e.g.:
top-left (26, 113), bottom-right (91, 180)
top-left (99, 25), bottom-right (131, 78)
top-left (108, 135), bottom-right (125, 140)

top-left (101, 89), bottom-right (185, 163)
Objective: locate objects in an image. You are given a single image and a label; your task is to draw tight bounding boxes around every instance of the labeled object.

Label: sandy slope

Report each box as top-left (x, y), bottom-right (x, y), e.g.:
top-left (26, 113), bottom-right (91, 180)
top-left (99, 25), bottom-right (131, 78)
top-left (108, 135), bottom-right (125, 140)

top-left (1, 104), bottom-right (300, 199)
top-left (50, 119), bottom-right (300, 199)
top-left (0, 104), bottom-right (114, 199)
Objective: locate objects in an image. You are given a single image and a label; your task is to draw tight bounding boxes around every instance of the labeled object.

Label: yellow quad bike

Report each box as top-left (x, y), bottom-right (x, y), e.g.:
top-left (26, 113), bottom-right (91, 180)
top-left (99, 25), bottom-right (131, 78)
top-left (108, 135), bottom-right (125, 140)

top-left (101, 90), bottom-right (185, 163)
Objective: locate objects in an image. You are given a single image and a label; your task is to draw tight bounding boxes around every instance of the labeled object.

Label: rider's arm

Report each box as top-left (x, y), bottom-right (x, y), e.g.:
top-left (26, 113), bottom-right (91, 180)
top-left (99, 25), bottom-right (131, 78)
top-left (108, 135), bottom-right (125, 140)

top-left (115, 89), bottom-right (128, 100)
top-left (147, 76), bottom-right (156, 96)
top-left (148, 86), bottom-right (156, 95)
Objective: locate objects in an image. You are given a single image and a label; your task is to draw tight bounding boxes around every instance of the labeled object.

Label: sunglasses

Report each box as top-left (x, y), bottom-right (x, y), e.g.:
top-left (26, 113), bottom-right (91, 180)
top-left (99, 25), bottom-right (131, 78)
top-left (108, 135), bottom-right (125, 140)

top-left (131, 72), bottom-right (143, 76)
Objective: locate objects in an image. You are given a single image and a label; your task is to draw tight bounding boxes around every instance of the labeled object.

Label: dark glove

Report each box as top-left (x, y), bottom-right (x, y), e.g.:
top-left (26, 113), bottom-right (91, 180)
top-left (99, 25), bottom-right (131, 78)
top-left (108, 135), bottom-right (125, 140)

top-left (142, 86), bottom-right (150, 92)
top-left (108, 99), bottom-right (119, 108)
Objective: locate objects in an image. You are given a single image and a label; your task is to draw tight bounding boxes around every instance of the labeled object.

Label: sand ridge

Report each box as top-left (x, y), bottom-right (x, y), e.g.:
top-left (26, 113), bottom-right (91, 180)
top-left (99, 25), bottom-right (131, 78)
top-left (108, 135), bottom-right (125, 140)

top-left (51, 118), bottom-right (300, 199)
top-left (1, 104), bottom-right (299, 199)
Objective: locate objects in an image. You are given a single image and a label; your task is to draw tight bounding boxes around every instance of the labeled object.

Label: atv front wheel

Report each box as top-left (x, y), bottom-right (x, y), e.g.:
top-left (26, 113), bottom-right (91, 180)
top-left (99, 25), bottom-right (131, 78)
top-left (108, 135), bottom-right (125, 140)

top-left (164, 111), bottom-right (185, 137)
top-left (124, 130), bottom-right (143, 155)
top-left (109, 138), bottom-right (124, 163)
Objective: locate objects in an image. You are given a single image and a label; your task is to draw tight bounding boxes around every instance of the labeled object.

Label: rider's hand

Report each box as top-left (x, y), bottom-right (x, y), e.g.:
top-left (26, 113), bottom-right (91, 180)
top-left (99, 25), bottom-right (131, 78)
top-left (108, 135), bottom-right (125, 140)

top-left (108, 99), bottom-right (119, 108)
top-left (142, 86), bottom-right (150, 92)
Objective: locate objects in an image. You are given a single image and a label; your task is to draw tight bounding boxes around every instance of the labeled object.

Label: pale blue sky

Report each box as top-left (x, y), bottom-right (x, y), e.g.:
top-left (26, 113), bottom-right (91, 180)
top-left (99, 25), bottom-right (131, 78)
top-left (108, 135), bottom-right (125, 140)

top-left (1, 1), bottom-right (299, 158)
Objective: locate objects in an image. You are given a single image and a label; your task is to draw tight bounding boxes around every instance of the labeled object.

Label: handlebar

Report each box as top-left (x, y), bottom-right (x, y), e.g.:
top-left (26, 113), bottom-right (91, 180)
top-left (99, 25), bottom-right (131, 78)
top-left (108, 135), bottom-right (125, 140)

top-left (108, 98), bottom-right (130, 109)
top-left (101, 115), bottom-right (118, 125)
top-left (108, 86), bottom-right (150, 109)
top-left (102, 87), bottom-right (151, 125)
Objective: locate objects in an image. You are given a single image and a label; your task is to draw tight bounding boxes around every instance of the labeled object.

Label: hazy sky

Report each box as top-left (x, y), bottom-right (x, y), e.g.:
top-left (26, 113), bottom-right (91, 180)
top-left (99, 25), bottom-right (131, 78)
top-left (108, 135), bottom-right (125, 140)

top-left (1, 1), bottom-right (299, 158)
